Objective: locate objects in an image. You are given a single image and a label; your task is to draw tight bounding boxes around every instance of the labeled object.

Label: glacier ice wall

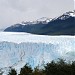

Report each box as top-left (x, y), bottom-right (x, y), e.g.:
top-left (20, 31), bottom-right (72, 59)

top-left (0, 42), bottom-right (59, 68)
top-left (0, 32), bottom-right (74, 72)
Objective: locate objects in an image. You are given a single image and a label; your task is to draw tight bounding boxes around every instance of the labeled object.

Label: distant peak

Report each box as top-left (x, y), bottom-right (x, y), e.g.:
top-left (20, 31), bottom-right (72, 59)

top-left (53, 10), bottom-right (75, 21)
top-left (63, 10), bottom-right (75, 17)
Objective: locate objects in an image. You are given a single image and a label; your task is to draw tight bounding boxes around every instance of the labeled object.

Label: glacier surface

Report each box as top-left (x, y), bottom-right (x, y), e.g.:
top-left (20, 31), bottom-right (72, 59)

top-left (0, 32), bottom-right (75, 74)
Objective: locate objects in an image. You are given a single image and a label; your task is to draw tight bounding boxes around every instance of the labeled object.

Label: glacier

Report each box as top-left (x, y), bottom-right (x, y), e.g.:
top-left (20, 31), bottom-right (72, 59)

top-left (0, 32), bottom-right (75, 74)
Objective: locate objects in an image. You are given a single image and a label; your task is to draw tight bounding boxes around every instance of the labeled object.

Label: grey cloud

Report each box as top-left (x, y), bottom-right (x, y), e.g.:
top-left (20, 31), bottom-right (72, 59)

top-left (7, 0), bottom-right (74, 12)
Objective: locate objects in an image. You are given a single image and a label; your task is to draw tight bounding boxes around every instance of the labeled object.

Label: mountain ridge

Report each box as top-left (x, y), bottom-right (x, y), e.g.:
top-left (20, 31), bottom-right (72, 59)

top-left (4, 10), bottom-right (75, 35)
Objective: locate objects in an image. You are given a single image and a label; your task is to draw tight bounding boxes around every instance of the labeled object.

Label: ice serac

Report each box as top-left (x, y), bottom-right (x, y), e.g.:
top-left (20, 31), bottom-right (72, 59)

top-left (0, 41), bottom-right (74, 69)
top-left (0, 42), bottom-right (57, 68)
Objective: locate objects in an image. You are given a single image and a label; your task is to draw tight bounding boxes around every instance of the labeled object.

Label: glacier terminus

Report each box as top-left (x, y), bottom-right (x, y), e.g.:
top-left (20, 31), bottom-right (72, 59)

top-left (0, 32), bottom-right (74, 75)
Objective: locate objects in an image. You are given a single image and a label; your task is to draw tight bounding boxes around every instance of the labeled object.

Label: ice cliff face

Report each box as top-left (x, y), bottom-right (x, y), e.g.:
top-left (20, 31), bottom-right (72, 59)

top-left (0, 32), bottom-right (74, 74)
top-left (0, 42), bottom-right (58, 68)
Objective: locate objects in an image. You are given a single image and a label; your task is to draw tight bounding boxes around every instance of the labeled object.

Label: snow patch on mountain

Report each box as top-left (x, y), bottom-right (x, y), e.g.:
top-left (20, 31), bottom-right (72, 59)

top-left (17, 17), bottom-right (52, 26)
top-left (51, 10), bottom-right (75, 21)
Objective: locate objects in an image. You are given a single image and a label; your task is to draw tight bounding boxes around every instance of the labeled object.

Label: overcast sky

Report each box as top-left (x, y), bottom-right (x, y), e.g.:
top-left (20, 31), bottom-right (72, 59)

top-left (0, 0), bottom-right (74, 29)
top-left (74, 0), bottom-right (75, 8)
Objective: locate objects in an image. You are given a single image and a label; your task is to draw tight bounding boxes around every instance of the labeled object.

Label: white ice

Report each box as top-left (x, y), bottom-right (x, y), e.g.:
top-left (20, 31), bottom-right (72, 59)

top-left (0, 32), bottom-right (74, 74)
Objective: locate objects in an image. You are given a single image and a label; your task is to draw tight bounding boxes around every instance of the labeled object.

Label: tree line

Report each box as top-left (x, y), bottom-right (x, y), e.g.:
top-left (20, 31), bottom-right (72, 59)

top-left (8, 59), bottom-right (75, 75)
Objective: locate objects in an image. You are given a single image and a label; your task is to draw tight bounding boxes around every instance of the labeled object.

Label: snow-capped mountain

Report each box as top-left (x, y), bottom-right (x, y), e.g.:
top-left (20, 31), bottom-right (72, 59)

top-left (0, 32), bottom-right (75, 74)
top-left (64, 10), bottom-right (75, 17)
top-left (36, 17), bottom-right (52, 23)
top-left (53, 10), bottom-right (75, 20)
top-left (4, 10), bottom-right (75, 35)
top-left (19, 17), bottom-right (51, 25)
